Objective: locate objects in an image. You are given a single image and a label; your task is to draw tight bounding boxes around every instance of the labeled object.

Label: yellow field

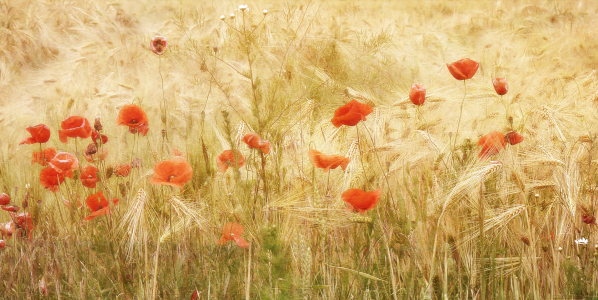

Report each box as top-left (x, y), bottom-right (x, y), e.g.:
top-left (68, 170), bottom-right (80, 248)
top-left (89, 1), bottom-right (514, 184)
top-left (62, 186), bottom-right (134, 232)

top-left (1, 0), bottom-right (598, 298)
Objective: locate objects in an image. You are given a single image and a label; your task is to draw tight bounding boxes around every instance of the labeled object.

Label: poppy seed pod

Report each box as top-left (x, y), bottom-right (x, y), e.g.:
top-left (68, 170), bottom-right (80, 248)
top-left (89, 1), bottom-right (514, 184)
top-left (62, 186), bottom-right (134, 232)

top-left (447, 58), bottom-right (479, 80)
top-left (409, 84), bottom-right (426, 106)
top-left (492, 77), bottom-right (508, 95)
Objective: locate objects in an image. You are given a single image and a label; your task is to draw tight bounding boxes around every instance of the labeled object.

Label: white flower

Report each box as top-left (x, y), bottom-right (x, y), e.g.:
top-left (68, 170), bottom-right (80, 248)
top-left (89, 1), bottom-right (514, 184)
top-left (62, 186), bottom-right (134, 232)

top-left (230, 13), bottom-right (236, 19)
top-left (558, 246), bottom-right (563, 251)
top-left (263, 9), bottom-right (268, 15)
top-left (239, 5), bottom-right (248, 11)
top-left (220, 15), bottom-right (225, 20)
top-left (575, 237), bottom-right (589, 245)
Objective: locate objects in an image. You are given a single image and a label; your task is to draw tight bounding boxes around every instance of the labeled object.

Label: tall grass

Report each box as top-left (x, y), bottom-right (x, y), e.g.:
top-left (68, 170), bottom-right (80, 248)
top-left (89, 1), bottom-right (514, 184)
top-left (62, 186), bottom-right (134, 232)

top-left (2, 0), bottom-right (598, 299)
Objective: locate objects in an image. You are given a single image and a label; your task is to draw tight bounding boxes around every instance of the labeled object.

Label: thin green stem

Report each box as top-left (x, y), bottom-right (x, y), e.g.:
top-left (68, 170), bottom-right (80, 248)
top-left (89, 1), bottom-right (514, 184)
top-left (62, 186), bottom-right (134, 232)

top-left (453, 80), bottom-right (467, 164)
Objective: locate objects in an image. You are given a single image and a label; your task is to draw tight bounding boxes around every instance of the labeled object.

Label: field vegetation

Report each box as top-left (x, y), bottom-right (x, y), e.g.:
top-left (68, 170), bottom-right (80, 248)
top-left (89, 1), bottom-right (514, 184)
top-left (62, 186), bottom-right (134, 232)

top-left (1, 0), bottom-right (598, 299)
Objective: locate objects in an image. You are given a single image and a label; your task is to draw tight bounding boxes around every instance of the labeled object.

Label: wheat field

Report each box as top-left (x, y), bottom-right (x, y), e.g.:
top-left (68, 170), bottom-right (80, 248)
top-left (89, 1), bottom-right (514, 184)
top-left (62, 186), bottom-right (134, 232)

top-left (1, 0), bottom-right (598, 299)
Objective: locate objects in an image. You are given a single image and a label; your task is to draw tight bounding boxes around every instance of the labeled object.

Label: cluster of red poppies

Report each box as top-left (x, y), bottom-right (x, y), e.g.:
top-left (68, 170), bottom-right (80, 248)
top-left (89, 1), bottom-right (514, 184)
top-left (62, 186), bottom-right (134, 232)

top-left (0, 192), bottom-right (33, 244)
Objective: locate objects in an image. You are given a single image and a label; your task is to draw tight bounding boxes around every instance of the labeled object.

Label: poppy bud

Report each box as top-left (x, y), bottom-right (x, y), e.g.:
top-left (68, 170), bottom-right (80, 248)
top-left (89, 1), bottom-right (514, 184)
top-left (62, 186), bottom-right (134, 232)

top-left (492, 77), bottom-right (508, 95)
top-left (409, 83), bottom-right (426, 106)
top-left (150, 36), bottom-right (168, 56)
top-left (521, 236), bottom-right (530, 246)
top-left (0, 240), bottom-right (5, 248)
top-left (94, 116), bottom-right (103, 131)
top-left (85, 143), bottom-right (98, 156)
top-left (446, 58), bottom-right (479, 80)
top-left (0, 193), bottom-right (9, 206)
top-left (582, 214), bottom-right (596, 225)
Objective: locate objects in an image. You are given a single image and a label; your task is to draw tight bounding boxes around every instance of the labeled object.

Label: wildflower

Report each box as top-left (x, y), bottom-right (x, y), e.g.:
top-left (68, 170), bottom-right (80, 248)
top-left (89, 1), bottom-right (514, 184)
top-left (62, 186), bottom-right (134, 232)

top-left (505, 131), bottom-right (524, 145)
top-left (308, 149), bottom-right (350, 172)
top-left (84, 191), bottom-right (118, 221)
top-left (446, 58), bottom-right (479, 80)
top-left (230, 13), bottom-right (236, 19)
top-left (31, 147), bottom-right (57, 166)
top-left (19, 124), bottom-right (51, 145)
top-left (91, 130), bottom-right (108, 145)
top-left (263, 10), bottom-right (268, 15)
top-left (150, 36), bottom-right (168, 55)
top-left (478, 131), bottom-right (506, 159)
top-left (575, 237), bottom-right (589, 245)
top-left (84, 145), bottom-right (108, 163)
top-left (40, 167), bottom-right (66, 192)
top-left (239, 4), bottom-right (248, 11)
top-left (80, 165), bottom-right (100, 188)
top-left (492, 77), bottom-right (508, 95)
top-left (582, 214), bottom-right (596, 225)
top-left (217, 222), bottom-right (249, 248)
top-left (150, 158), bottom-right (193, 188)
top-left (242, 133), bottom-right (271, 154)
top-left (117, 104), bottom-right (149, 136)
top-left (49, 152), bottom-right (79, 177)
top-left (0, 240), bottom-right (4, 248)
top-left (341, 188), bottom-right (381, 214)
top-left (0, 193), bottom-right (9, 206)
top-left (216, 150), bottom-right (245, 173)
top-left (58, 116), bottom-right (92, 143)
top-left (10, 212), bottom-right (33, 238)
top-left (409, 84), bottom-right (426, 106)
top-left (330, 99), bottom-right (373, 128)
top-left (114, 164), bottom-right (131, 177)
top-left (558, 247), bottom-right (563, 251)
top-left (0, 222), bottom-right (14, 238)
top-left (220, 15), bottom-right (225, 20)
top-left (1, 206), bottom-right (19, 212)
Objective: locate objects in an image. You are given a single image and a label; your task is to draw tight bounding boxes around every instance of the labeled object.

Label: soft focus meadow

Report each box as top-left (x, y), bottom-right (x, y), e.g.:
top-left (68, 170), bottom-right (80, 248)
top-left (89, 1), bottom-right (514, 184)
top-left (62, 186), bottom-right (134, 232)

top-left (2, 0), bottom-right (598, 299)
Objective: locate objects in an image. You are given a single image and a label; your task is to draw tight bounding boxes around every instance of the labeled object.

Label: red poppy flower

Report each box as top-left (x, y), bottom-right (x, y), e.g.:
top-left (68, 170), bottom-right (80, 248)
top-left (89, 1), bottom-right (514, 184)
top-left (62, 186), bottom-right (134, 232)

top-left (342, 189), bottom-right (381, 214)
top-left (49, 152), bottom-right (79, 178)
top-left (492, 77), bottom-right (508, 95)
top-left (217, 222), bottom-right (249, 248)
top-left (308, 149), bottom-right (350, 172)
top-left (117, 105), bottom-right (149, 136)
top-left (32, 147), bottom-right (57, 166)
top-left (58, 116), bottom-right (92, 143)
top-left (242, 133), bottom-right (271, 154)
top-left (1, 206), bottom-right (19, 212)
top-left (80, 165), bottom-right (100, 188)
top-left (91, 130), bottom-right (108, 145)
top-left (40, 167), bottom-right (66, 192)
top-left (0, 193), bottom-right (9, 206)
top-left (114, 164), bottom-right (131, 177)
top-left (150, 158), bottom-right (193, 188)
top-left (84, 191), bottom-right (118, 221)
top-left (505, 131), bottom-right (524, 145)
top-left (0, 221), bottom-right (15, 238)
top-left (582, 214), bottom-right (596, 225)
top-left (19, 124), bottom-right (51, 145)
top-left (10, 212), bottom-right (33, 237)
top-left (216, 150), bottom-right (245, 173)
top-left (0, 240), bottom-right (5, 248)
top-left (446, 58), bottom-right (479, 80)
top-left (409, 84), bottom-right (426, 106)
top-left (478, 131), bottom-right (506, 159)
top-left (150, 36), bottom-right (168, 55)
top-left (331, 100), bottom-right (374, 128)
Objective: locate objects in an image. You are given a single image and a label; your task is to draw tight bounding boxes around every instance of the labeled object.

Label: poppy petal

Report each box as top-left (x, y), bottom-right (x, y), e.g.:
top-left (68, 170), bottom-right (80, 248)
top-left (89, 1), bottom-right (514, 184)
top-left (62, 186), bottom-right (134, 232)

top-left (83, 206), bottom-right (111, 221)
